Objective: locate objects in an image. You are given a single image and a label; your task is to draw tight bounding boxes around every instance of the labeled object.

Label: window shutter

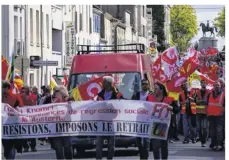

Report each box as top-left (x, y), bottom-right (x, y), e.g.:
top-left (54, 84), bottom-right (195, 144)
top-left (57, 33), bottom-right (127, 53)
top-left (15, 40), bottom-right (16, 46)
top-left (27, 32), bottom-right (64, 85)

top-left (75, 12), bottom-right (78, 33)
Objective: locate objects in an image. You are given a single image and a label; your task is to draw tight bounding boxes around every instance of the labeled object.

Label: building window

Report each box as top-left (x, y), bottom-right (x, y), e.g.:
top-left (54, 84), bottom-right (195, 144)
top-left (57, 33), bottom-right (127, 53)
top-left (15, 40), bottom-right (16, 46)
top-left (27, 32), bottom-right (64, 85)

top-left (14, 5), bottom-right (18, 12)
top-left (86, 5), bottom-right (88, 32)
top-left (143, 25), bottom-right (145, 37)
top-left (30, 8), bottom-right (33, 44)
top-left (64, 5), bottom-right (67, 14)
top-left (42, 13), bottom-right (44, 46)
top-left (93, 14), bottom-right (100, 33)
top-left (89, 17), bottom-right (92, 34)
top-left (46, 14), bottom-right (49, 47)
top-left (20, 17), bottom-right (22, 39)
top-left (36, 10), bottom-right (39, 46)
top-left (80, 13), bottom-right (83, 31)
top-left (143, 6), bottom-right (145, 17)
top-left (30, 73), bottom-right (34, 86)
top-left (75, 12), bottom-right (78, 33)
top-left (14, 16), bottom-right (18, 39)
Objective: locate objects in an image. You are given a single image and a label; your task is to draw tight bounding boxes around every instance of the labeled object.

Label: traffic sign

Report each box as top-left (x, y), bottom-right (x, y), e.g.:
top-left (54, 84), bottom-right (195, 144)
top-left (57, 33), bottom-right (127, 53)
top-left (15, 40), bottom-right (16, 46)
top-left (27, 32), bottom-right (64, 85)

top-left (32, 60), bottom-right (58, 66)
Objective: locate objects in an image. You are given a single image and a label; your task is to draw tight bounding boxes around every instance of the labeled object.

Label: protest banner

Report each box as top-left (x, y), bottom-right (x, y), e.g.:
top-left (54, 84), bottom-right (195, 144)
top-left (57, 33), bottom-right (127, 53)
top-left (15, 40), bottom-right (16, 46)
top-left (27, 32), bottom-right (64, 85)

top-left (2, 100), bottom-right (171, 140)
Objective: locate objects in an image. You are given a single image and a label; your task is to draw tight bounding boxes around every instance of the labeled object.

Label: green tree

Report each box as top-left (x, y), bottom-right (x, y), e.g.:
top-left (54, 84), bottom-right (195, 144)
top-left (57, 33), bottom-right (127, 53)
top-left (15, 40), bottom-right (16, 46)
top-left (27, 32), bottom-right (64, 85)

top-left (171, 5), bottom-right (198, 52)
top-left (214, 8), bottom-right (225, 37)
top-left (147, 5), bottom-right (166, 52)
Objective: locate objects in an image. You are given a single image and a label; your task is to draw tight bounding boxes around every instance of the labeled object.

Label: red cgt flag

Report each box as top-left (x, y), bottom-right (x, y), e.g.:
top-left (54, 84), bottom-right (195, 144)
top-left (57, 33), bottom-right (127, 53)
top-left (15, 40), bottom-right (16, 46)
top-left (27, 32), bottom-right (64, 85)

top-left (78, 76), bottom-right (104, 100)
top-left (151, 55), bottom-right (161, 79)
top-left (179, 58), bottom-right (199, 77)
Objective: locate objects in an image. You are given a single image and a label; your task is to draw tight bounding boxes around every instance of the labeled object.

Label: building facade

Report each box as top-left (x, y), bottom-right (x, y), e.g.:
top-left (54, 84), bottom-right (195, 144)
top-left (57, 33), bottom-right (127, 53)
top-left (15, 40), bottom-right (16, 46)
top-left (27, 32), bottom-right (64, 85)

top-left (2, 5), bottom-right (155, 89)
top-left (164, 5), bottom-right (171, 45)
top-left (2, 5), bottom-right (26, 59)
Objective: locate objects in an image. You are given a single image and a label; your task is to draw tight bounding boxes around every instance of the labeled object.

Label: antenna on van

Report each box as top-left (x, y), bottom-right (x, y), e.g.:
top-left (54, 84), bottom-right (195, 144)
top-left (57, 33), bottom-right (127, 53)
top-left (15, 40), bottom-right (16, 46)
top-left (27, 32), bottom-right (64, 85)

top-left (77, 43), bottom-right (146, 55)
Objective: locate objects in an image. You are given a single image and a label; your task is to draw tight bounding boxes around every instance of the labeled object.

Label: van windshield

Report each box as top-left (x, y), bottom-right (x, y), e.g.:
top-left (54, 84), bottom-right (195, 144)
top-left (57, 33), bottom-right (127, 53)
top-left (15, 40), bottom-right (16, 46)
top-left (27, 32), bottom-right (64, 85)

top-left (69, 72), bottom-right (141, 100)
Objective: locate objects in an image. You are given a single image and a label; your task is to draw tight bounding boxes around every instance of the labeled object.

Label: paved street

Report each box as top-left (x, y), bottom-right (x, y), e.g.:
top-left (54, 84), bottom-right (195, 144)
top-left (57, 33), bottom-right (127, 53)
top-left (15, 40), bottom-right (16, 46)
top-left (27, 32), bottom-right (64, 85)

top-left (2, 138), bottom-right (224, 160)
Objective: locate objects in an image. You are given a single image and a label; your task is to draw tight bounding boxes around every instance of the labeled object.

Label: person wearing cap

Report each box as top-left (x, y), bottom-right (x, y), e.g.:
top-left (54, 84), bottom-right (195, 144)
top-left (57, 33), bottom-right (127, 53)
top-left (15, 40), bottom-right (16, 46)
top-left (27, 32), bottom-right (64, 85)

top-left (194, 80), bottom-right (211, 147)
top-left (148, 82), bottom-right (176, 160)
top-left (131, 79), bottom-right (153, 160)
top-left (2, 81), bottom-right (24, 159)
top-left (96, 76), bottom-right (123, 160)
top-left (207, 81), bottom-right (225, 151)
top-left (179, 81), bottom-right (197, 144)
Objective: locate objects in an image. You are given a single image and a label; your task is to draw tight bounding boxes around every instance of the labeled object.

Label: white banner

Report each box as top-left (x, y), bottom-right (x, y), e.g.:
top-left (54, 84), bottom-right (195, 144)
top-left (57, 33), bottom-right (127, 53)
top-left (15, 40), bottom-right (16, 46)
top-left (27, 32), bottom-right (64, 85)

top-left (2, 100), bottom-right (171, 140)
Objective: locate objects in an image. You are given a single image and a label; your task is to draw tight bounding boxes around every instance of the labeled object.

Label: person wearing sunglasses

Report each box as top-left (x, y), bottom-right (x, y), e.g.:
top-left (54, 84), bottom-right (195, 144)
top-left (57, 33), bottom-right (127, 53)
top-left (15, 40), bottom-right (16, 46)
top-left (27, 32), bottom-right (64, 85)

top-left (131, 79), bottom-right (153, 160)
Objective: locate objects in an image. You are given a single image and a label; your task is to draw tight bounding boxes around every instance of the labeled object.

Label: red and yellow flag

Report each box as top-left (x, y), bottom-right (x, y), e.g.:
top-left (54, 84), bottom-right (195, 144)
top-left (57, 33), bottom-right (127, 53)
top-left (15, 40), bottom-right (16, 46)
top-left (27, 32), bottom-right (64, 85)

top-left (72, 76), bottom-right (104, 101)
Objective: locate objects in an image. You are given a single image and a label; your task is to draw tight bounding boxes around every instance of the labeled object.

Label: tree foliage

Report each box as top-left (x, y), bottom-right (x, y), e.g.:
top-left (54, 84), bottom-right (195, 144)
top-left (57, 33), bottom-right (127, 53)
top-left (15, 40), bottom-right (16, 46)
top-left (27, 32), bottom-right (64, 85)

top-left (214, 7), bottom-right (225, 37)
top-left (147, 5), bottom-right (166, 52)
top-left (171, 5), bottom-right (198, 52)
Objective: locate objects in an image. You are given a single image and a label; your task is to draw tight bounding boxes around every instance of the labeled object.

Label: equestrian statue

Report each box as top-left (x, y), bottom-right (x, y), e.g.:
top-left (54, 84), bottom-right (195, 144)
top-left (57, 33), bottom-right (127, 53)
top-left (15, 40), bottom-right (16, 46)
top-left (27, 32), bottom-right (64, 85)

top-left (200, 20), bottom-right (218, 37)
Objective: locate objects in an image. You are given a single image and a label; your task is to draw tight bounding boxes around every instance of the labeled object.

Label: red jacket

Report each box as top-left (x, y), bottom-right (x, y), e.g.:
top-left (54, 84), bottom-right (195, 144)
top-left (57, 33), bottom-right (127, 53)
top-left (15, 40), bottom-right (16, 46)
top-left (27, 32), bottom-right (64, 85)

top-left (2, 92), bottom-right (24, 108)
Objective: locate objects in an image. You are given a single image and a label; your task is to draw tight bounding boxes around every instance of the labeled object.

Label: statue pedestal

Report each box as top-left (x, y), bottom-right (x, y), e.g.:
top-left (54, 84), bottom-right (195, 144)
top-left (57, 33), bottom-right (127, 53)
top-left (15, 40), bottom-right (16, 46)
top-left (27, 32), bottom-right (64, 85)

top-left (198, 37), bottom-right (218, 50)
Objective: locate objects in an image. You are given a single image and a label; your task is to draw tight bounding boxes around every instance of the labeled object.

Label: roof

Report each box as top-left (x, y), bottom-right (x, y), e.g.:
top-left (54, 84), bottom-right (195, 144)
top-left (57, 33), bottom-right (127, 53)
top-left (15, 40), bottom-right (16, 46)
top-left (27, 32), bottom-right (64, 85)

top-left (70, 53), bottom-right (152, 74)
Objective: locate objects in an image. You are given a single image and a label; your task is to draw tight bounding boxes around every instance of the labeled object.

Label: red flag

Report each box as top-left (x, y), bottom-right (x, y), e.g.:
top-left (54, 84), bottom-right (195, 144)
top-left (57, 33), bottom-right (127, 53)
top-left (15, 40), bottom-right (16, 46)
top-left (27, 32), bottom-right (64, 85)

top-left (161, 47), bottom-right (179, 79)
top-left (151, 55), bottom-right (161, 79)
top-left (179, 51), bottom-right (199, 77)
top-left (63, 73), bottom-right (68, 87)
top-left (2, 56), bottom-right (9, 80)
top-left (161, 47), bottom-right (179, 65)
top-left (159, 69), bottom-right (169, 83)
top-left (78, 76), bottom-right (104, 100)
top-left (206, 47), bottom-right (218, 56)
top-left (166, 75), bottom-right (187, 93)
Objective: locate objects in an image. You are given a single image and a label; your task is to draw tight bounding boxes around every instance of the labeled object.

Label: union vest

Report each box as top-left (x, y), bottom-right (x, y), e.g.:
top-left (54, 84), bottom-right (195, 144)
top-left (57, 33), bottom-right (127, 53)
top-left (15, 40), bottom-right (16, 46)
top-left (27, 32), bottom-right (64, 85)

top-left (207, 91), bottom-right (225, 116)
top-left (180, 91), bottom-right (196, 115)
top-left (195, 89), bottom-right (210, 114)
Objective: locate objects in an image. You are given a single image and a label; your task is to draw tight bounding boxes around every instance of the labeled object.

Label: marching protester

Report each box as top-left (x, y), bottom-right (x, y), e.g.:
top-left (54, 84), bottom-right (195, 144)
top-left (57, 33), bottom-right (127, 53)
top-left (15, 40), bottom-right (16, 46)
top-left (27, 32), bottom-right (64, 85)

top-left (218, 78), bottom-right (225, 91)
top-left (131, 79), bottom-right (153, 160)
top-left (2, 81), bottom-right (24, 159)
top-left (194, 80), bottom-right (210, 147)
top-left (39, 86), bottom-right (52, 105)
top-left (31, 86), bottom-right (41, 105)
top-left (217, 78), bottom-right (225, 150)
top-left (50, 86), bottom-right (73, 159)
top-left (149, 82), bottom-right (175, 160)
top-left (20, 86), bottom-right (38, 152)
top-left (96, 76), bottom-right (123, 160)
top-left (207, 81), bottom-right (225, 151)
top-left (179, 81), bottom-right (197, 144)
top-left (38, 86), bottom-right (52, 145)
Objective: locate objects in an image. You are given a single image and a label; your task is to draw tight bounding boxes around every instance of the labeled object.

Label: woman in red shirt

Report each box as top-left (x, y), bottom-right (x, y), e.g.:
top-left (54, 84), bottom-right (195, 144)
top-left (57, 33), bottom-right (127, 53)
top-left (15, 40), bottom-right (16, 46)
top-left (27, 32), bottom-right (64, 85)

top-left (149, 82), bottom-right (174, 160)
top-left (50, 86), bottom-right (73, 160)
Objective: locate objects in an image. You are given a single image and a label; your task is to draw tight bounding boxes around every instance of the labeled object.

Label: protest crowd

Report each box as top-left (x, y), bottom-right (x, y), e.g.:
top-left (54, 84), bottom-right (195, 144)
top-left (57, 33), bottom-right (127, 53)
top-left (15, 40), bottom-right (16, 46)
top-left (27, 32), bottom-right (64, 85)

top-left (1, 45), bottom-right (225, 160)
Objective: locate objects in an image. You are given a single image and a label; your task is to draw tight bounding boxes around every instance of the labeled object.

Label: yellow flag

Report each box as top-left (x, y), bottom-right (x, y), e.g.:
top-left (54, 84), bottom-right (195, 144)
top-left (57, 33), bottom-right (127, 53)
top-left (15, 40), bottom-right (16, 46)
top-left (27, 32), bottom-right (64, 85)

top-left (50, 77), bottom-right (58, 91)
top-left (168, 92), bottom-right (180, 101)
top-left (71, 87), bottom-right (82, 101)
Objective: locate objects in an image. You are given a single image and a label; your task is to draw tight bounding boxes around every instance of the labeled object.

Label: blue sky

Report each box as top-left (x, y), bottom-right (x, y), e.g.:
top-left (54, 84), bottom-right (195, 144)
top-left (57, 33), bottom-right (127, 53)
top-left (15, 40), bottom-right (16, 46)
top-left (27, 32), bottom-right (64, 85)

top-left (191, 5), bottom-right (225, 50)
